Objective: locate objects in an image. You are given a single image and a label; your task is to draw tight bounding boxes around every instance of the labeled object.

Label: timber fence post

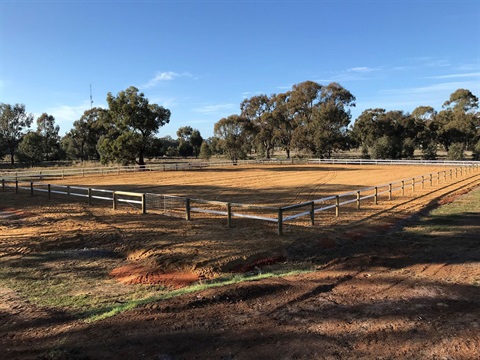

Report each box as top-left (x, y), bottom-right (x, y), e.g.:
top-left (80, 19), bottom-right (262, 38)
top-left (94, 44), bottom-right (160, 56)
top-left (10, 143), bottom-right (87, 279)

top-left (15, 180), bottom-right (18, 194)
top-left (335, 195), bottom-right (340, 216)
top-left (278, 208), bottom-right (283, 235)
top-left (113, 192), bottom-right (117, 210)
top-left (374, 187), bottom-right (378, 205)
top-left (141, 193), bottom-right (146, 214)
top-left (227, 203), bottom-right (232, 227)
top-left (310, 201), bottom-right (315, 225)
top-left (48, 184), bottom-right (51, 199)
top-left (30, 181), bottom-right (33, 196)
top-left (185, 198), bottom-right (191, 221)
top-left (411, 178), bottom-right (415, 196)
top-left (402, 180), bottom-right (405, 196)
top-left (88, 188), bottom-right (92, 205)
top-left (357, 190), bottom-right (361, 209)
top-left (388, 184), bottom-right (392, 200)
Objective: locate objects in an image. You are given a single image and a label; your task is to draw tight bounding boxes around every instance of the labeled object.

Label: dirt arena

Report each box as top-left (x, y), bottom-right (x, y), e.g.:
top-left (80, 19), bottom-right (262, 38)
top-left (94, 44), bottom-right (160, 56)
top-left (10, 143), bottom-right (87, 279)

top-left (1, 163), bottom-right (479, 359)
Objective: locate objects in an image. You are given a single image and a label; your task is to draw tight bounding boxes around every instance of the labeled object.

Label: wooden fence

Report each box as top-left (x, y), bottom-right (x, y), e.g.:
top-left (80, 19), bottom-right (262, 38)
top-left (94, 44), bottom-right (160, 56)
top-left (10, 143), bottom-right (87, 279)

top-left (1, 163), bottom-right (479, 235)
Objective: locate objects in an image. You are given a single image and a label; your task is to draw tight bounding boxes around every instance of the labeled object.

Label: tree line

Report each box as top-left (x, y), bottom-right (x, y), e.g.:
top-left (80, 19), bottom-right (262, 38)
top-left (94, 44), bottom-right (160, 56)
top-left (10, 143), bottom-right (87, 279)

top-left (1, 83), bottom-right (479, 167)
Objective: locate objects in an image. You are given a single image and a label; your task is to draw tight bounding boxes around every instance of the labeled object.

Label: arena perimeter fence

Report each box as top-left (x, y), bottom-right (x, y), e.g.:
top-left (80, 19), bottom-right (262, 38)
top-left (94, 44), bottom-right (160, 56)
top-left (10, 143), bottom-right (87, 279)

top-left (0, 158), bottom-right (476, 181)
top-left (1, 160), bottom-right (479, 235)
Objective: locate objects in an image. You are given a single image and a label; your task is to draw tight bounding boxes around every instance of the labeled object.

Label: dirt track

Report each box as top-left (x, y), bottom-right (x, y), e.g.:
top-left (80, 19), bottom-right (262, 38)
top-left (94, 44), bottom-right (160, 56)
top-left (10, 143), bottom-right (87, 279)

top-left (1, 164), bottom-right (479, 359)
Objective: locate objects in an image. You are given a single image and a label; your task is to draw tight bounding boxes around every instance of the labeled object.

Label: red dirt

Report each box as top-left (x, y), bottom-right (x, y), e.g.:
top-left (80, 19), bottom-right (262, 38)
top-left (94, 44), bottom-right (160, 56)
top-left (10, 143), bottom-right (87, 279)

top-left (110, 263), bottom-right (199, 288)
top-left (1, 164), bottom-right (479, 359)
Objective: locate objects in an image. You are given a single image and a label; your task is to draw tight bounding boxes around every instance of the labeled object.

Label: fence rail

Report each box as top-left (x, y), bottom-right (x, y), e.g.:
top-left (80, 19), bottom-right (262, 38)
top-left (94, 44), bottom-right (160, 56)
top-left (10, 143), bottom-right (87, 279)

top-left (1, 162), bottom-right (479, 235)
top-left (1, 158), bottom-right (479, 181)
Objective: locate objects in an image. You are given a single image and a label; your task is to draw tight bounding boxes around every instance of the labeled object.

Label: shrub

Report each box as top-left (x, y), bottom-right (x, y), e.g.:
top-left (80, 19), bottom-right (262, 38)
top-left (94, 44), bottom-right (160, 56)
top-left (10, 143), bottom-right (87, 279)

top-left (447, 142), bottom-right (465, 160)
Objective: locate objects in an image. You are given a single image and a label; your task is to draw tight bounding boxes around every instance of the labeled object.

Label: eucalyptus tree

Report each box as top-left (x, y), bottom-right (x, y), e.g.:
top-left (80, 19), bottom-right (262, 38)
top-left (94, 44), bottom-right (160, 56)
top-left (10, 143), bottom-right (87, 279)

top-left (0, 103), bottom-right (34, 164)
top-left (63, 107), bottom-right (106, 161)
top-left (240, 94), bottom-right (276, 158)
top-left (97, 86), bottom-right (171, 166)
top-left (213, 115), bottom-right (251, 162)
top-left (36, 113), bottom-right (60, 161)
top-left (292, 82), bottom-right (355, 157)
top-left (411, 106), bottom-right (438, 159)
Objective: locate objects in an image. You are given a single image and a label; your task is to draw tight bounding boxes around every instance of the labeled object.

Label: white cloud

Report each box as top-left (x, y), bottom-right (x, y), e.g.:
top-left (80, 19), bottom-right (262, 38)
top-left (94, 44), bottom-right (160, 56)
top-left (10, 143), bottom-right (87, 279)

top-left (142, 71), bottom-right (194, 89)
top-left (347, 66), bottom-right (377, 73)
top-left (426, 72), bottom-right (480, 80)
top-left (194, 103), bottom-right (236, 115)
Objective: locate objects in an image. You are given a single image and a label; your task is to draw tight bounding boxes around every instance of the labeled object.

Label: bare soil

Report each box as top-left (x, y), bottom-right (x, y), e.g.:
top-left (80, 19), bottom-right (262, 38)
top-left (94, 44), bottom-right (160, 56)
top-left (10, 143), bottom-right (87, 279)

top-left (1, 164), bottom-right (479, 359)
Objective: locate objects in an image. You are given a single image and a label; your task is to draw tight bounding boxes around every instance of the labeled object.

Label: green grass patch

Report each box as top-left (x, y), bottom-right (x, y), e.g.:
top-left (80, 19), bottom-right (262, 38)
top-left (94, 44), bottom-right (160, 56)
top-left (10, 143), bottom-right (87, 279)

top-left (83, 269), bottom-right (312, 323)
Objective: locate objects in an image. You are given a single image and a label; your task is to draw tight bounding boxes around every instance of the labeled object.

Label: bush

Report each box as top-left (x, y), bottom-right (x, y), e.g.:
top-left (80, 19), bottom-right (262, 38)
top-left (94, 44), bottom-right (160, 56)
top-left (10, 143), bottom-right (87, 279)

top-left (447, 142), bottom-right (465, 160)
top-left (371, 136), bottom-right (402, 159)
top-left (472, 140), bottom-right (480, 161)
top-left (199, 142), bottom-right (212, 160)
top-left (421, 141), bottom-right (437, 160)
top-left (402, 138), bottom-right (415, 159)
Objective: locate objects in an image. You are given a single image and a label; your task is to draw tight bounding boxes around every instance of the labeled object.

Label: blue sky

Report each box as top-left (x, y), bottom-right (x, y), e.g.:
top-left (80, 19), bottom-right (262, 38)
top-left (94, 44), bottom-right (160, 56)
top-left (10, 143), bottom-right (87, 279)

top-left (1, 0), bottom-right (479, 139)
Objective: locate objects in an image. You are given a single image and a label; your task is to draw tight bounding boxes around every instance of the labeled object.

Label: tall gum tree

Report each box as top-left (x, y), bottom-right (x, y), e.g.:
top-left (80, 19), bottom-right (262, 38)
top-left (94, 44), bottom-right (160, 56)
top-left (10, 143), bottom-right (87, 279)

top-left (0, 103), bottom-right (34, 165)
top-left (98, 86), bottom-right (171, 166)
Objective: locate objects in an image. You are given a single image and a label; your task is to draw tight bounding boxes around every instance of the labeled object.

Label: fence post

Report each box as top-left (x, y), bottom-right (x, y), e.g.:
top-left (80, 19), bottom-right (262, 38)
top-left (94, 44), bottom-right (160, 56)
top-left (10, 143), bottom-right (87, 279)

top-left (421, 176), bottom-right (424, 189)
top-left (437, 172), bottom-right (441, 184)
top-left (227, 203), bottom-right (232, 227)
top-left (88, 188), bottom-right (92, 205)
top-left (67, 185), bottom-right (70, 197)
top-left (357, 190), bottom-right (361, 209)
top-left (310, 201), bottom-right (315, 225)
top-left (82, 168), bottom-right (85, 177)
top-left (30, 181), bottom-right (34, 196)
top-left (2, 179), bottom-right (4, 192)
top-left (185, 198), bottom-right (191, 221)
top-left (141, 193), bottom-right (146, 214)
top-left (401, 180), bottom-right (405, 196)
top-left (48, 184), bottom-right (51, 199)
top-left (15, 180), bottom-right (18, 194)
top-left (335, 195), bottom-right (340, 217)
top-left (278, 208), bottom-right (283, 235)
top-left (430, 173), bottom-right (433, 186)
top-left (411, 178), bottom-right (415, 196)
top-left (62, 170), bottom-right (65, 179)
top-left (374, 187), bottom-right (378, 205)
top-left (443, 171), bottom-right (446, 182)
top-left (113, 192), bottom-right (117, 210)
top-left (449, 169), bottom-right (452, 180)
top-left (455, 168), bottom-right (458, 178)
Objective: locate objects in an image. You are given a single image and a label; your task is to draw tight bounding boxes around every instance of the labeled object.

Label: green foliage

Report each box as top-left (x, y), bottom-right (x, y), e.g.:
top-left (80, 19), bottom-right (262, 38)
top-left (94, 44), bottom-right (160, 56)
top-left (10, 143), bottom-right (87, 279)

top-left (199, 141), bottom-right (212, 160)
top-left (214, 115), bottom-right (251, 162)
top-left (99, 86), bottom-right (170, 166)
top-left (61, 108), bottom-right (105, 161)
top-left (421, 141), bottom-right (438, 160)
top-left (371, 135), bottom-right (402, 159)
top-left (446, 142), bottom-right (465, 160)
top-left (36, 113), bottom-right (61, 161)
top-left (0, 103), bottom-right (34, 164)
top-left (472, 140), bottom-right (480, 161)
top-left (402, 138), bottom-right (415, 159)
top-left (176, 126), bottom-right (203, 158)
top-left (17, 131), bottom-right (44, 166)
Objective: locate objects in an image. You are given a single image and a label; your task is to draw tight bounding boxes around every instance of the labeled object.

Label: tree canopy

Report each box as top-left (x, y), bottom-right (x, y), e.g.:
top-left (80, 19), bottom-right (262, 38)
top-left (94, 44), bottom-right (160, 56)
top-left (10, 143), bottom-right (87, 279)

top-left (97, 86), bottom-right (171, 165)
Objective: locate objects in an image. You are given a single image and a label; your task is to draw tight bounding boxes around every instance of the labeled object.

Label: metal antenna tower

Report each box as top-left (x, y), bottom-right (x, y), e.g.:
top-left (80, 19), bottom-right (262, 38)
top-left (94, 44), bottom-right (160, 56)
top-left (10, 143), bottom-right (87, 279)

top-left (90, 84), bottom-right (93, 109)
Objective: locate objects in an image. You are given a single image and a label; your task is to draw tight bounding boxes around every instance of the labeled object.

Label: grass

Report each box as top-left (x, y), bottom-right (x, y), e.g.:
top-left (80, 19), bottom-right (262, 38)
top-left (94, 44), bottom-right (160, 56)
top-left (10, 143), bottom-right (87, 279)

top-left (83, 269), bottom-right (312, 323)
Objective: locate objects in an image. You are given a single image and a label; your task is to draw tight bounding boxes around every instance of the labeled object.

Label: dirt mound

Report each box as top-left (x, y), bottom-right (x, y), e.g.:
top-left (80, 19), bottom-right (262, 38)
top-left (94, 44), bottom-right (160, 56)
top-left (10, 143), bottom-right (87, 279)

top-left (109, 263), bottom-right (199, 288)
